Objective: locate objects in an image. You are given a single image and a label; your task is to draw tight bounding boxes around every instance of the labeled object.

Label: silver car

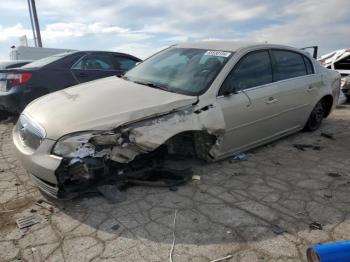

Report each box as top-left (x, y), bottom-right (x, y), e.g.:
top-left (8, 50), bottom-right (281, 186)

top-left (13, 42), bottom-right (341, 198)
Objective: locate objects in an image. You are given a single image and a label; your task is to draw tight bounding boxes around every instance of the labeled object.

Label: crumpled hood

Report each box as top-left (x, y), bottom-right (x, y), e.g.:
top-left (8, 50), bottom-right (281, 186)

top-left (24, 76), bottom-right (197, 140)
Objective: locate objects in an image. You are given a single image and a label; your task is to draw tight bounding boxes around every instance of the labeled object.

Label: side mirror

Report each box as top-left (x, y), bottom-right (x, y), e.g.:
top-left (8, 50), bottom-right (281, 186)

top-left (222, 87), bottom-right (238, 96)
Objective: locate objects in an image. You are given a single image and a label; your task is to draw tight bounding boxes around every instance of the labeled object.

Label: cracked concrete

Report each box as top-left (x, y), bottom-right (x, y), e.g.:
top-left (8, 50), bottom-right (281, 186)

top-left (1, 105), bottom-right (350, 261)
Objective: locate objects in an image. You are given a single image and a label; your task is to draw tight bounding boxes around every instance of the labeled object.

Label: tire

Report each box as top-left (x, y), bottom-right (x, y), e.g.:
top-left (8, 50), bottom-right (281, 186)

top-left (0, 110), bottom-right (9, 121)
top-left (304, 101), bottom-right (325, 131)
top-left (346, 95), bottom-right (350, 102)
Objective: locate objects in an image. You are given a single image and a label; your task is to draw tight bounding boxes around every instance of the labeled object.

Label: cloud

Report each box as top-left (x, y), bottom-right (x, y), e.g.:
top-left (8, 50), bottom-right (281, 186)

top-left (243, 0), bottom-right (350, 54)
top-left (0, 0), bottom-right (349, 60)
top-left (0, 24), bottom-right (32, 42)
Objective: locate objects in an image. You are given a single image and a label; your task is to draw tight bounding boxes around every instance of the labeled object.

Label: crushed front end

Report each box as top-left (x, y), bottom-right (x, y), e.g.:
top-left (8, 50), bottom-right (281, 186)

top-left (13, 104), bottom-right (225, 199)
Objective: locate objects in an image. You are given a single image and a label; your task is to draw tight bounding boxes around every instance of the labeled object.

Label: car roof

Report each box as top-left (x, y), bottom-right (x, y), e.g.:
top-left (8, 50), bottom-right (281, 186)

top-left (73, 50), bottom-right (141, 60)
top-left (175, 41), bottom-right (302, 53)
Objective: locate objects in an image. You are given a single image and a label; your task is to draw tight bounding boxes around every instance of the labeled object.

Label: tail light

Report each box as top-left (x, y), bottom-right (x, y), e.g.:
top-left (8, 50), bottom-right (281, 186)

top-left (7, 73), bottom-right (32, 86)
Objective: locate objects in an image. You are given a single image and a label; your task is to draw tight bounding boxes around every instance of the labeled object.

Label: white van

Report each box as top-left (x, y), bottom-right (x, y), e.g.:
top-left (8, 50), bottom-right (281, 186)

top-left (9, 46), bottom-right (74, 61)
top-left (319, 49), bottom-right (350, 100)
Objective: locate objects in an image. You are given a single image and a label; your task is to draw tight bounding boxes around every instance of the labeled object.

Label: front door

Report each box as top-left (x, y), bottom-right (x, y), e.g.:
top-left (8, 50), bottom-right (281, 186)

top-left (216, 50), bottom-right (282, 157)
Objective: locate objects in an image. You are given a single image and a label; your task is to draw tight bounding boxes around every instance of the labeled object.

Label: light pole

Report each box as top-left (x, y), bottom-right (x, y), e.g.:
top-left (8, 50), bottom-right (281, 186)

top-left (27, 0), bottom-right (42, 47)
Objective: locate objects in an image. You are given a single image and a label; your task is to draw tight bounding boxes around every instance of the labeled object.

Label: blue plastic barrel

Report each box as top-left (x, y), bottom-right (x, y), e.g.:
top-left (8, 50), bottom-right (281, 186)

top-left (307, 240), bottom-right (350, 262)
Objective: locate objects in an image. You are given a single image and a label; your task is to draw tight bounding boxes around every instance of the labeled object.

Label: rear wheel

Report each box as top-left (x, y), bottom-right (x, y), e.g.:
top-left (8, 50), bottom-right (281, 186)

top-left (304, 101), bottom-right (324, 131)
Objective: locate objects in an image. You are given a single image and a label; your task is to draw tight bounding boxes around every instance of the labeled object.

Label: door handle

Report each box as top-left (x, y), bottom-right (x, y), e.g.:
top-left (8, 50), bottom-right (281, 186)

top-left (307, 85), bottom-right (315, 92)
top-left (266, 97), bottom-right (278, 104)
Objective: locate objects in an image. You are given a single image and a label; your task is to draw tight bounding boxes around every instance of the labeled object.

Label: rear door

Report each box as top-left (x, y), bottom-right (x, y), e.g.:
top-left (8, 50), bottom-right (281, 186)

top-left (270, 50), bottom-right (322, 130)
top-left (216, 50), bottom-right (283, 156)
top-left (71, 53), bottom-right (118, 83)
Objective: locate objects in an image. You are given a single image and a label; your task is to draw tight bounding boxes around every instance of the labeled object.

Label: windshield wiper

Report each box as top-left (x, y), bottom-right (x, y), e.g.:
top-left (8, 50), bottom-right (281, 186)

top-left (132, 80), bottom-right (170, 92)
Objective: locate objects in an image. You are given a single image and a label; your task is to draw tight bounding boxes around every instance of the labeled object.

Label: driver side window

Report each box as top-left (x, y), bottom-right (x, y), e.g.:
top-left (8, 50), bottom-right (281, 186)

top-left (220, 51), bottom-right (272, 95)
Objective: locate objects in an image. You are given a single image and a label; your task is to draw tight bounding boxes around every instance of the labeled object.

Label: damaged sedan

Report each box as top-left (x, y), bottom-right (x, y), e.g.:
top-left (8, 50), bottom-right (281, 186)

top-left (13, 41), bottom-right (341, 199)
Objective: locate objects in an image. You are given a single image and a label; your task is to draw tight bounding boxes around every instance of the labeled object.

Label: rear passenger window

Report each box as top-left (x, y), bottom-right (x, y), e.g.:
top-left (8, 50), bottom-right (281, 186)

top-left (220, 51), bottom-right (272, 94)
top-left (114, 56), bottom-right (138, 71)
top-left (72, 54), bottom-right (114, 70)
top-left (303, 57), bottom-right (314, 74)
top-left (272, 50), bottom-right (307, 81)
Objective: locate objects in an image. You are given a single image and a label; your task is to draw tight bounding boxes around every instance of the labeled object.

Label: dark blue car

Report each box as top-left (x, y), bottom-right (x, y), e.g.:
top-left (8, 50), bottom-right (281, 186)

top-left (0, 51), bottom-right (141, 118)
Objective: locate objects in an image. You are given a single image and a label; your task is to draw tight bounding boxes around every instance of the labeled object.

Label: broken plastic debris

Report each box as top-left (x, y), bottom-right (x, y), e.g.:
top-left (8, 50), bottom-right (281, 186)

top-left (232, 153), bottom-right (247, 161)
top-left (169, 186), bottom-right (178, 191)
top-left (192, 175), bottom-right (201, 181)
top-left (210, 254), bottom-right (234, 262)
top-left (327, 172), bottom-right (341, 178)
top-left (16, 214), bottom-right (42, 229)
top-left (293, 144), bottom-right (321, 151)
top-left (272, 225), bottom-right (286, 235)
top-left (97, 185), bottom-right (127, 203)
top-left (309, 221), bottom-right (323, 231)
top-left (323, 194), bottom-right (332, 199)
top-left (111, 224), bottom-right (120, 230)
top-left (321, 132), bottom-right (335, 140)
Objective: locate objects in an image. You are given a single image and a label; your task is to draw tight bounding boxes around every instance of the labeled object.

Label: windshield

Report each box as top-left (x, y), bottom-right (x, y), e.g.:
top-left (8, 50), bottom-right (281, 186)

top-left (22, 52), bottom-right (73, 68)
top-left (124, 48), bottom-right (232, 96)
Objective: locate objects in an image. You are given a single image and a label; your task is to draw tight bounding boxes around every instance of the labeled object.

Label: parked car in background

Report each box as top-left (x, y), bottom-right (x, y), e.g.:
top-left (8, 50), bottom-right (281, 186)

top-left (0, 51), bottom-right (141, 116)
top-left (341, 76), bottom-right (350, 100)
top-left (319, 48), bottom-right (350, 100)
top-left (0, 60), bottom-right (32, 70)
top-left (13, 41), bottom-right (340, 198)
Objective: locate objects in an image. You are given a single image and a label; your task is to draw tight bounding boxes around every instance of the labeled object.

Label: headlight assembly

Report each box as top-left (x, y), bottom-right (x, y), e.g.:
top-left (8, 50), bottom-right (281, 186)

top-left (52, 131), bottom-right (123, 158)
top-left (52, 132), bottom-right (97, 158)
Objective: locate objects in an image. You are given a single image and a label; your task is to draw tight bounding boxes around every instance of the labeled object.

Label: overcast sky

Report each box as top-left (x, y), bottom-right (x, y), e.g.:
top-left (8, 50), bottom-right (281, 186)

top-left (0, 0), bottom-right (349, 60)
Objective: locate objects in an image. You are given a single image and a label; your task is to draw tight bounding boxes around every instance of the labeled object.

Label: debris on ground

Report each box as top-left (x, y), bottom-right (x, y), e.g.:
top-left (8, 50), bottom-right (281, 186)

top-left (16, 214), bottom-right (42, 229)
top-left (97, 185), bottom-right (127, 203)
top-left (125, 167), bottom-right (193, 188)
top-left (0, 169), bottom-right (4, 173)
top-left (293, 144), bottom-right (322, 151)
top-left (0, 209), bottom-right (15, 213)
top-left (340, 181), bottom-right (350, 187)
top-left (309, 222), bottom-right (323, 231)
top-left (192, 175), bottom-right (201, 181)
top-left (210, 254), bottom-right (234, 262)
top-left (169, 186), bottom-right (178, 192)
top-left (272, 225), bottom-right (286, 235)
top-left (323, 194), bottom-right (332, 199)
top-left (232, 172), bottom-right (248, 176)
top-left (110, 224), bottom-right (120, 230)
top-left (169, 209), bottom-right (178, 262)
top-left (321, 132), bottom-right (336, 140)
top-left (327, 172), bottom-right (341, 178)
top-left (35, 199), bottom-right (55, 213)
top-left (232, 153), bottom-right (247, 161)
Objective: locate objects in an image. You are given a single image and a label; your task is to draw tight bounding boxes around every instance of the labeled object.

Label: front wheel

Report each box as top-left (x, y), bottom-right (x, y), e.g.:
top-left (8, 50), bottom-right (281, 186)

top-left (304, 101), bottom-right (324, 131)
top-left (0, 110), bottom-right (9, 121)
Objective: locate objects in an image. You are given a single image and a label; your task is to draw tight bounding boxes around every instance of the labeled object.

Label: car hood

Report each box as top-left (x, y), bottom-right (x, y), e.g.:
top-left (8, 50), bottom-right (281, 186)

top-left (24, 76), bottom-right (197, 140)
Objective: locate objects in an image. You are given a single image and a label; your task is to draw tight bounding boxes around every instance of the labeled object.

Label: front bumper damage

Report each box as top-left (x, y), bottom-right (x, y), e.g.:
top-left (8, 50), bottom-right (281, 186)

top-left (14, 104), bottom-right (225, 199)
